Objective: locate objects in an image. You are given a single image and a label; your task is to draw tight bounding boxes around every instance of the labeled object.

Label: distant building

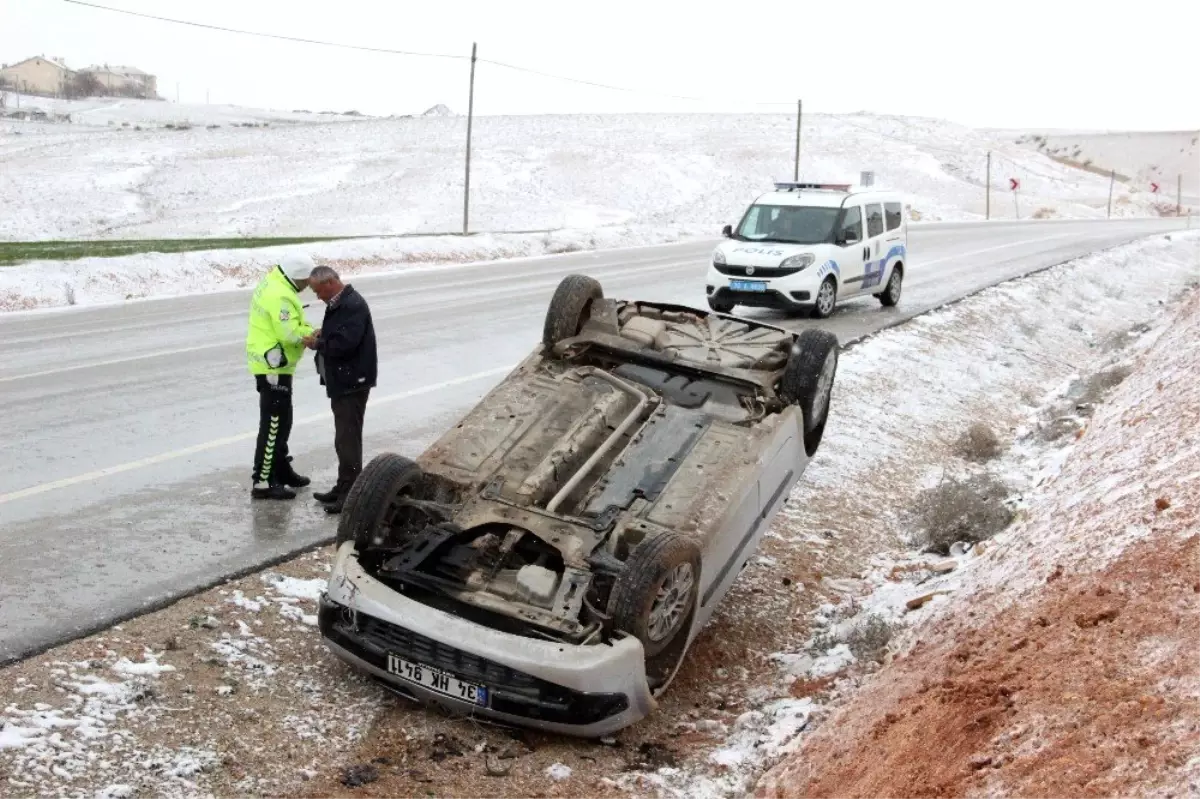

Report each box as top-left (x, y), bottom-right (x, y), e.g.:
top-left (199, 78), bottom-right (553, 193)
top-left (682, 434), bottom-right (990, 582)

top-left (80, 64), bottom-right (158, 99)
top-left (0, 56), bottom-right (72, 96)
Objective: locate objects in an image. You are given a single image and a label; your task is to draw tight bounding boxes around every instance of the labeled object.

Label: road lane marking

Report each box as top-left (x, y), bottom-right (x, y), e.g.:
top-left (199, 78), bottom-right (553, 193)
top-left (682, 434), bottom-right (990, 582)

top-left (0, 365), bottom-right (515, 506)
top-left (916, 230), bottom-right (1084, 269)
top-left (0, 260), bottom-right (695, 382)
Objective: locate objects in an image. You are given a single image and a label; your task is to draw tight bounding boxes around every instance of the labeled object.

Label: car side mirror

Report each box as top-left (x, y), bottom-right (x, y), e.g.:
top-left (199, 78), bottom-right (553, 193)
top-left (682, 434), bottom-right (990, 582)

top-left (722, 224), bottom-right (733, 238)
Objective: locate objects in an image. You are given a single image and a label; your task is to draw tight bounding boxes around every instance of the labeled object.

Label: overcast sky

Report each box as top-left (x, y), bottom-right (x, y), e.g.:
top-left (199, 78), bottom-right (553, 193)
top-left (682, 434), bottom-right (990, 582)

top-left (6, 0), bottom-right (1198, 130)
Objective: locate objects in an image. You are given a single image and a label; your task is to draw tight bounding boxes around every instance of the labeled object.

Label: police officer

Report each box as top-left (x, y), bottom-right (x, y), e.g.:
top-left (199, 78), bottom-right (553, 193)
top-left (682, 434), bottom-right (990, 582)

top-left (246, 252), bottom-right (318, 500)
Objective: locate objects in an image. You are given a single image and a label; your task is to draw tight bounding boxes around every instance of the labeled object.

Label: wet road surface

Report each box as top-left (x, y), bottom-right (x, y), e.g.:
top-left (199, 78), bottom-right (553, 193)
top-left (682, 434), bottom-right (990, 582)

top-left (0, 217), bottom-right (1186, 663)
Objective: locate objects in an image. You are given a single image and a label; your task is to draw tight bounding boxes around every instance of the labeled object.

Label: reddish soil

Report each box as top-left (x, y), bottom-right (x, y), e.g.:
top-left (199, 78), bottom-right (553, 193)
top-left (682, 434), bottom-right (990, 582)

top-left (757, 528), bottom-right (1200, 798)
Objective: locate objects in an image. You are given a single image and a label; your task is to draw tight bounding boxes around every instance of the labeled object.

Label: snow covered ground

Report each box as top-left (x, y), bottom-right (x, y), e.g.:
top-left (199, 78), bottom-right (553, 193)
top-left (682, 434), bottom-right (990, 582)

top-left (0, 91), bottom-right (375, 128)
top-left (2, 104), bottom-right (1166, 244)
top-left (1, 230), bottom-right (1194, 798)
top-left (2, 98), bottom-right (1179, 311)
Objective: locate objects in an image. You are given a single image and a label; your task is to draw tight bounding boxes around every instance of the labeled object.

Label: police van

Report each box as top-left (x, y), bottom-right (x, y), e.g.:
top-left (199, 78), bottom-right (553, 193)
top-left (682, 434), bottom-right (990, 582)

top-left (706, 181), bottom-right (908, 319)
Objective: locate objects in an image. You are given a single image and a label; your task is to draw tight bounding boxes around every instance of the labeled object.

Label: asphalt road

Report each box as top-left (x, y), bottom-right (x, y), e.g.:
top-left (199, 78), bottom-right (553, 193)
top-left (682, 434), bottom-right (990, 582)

top-left (0, 217), bottom-right (1186, 663)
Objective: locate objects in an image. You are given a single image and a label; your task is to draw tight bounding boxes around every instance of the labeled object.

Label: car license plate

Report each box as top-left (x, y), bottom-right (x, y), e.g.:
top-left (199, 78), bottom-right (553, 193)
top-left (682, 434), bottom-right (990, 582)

top-left (386, 654), bottom-right (489, 706)
top-left (730, 279), bottom-right (768, 292)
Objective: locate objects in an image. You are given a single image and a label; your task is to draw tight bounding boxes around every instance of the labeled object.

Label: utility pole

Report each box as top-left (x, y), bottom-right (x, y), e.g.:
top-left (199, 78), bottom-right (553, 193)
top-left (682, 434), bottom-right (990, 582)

top-left (1107, 169), bottom-right (1115, 218)
top-left (793, 99), bottom-right (802, 182)
top-left (1178, 174), bottom-right (1183, 217)
top-left (985, 151), bottom-right (991, 220)
top-left (463, 42), bottom-right (477, 236)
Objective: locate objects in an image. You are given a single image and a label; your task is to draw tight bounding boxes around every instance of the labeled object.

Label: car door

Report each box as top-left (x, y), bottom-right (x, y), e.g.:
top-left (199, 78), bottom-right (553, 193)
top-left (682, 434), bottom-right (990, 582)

top-left (859, 202), bottom-right (887, 293)
top-left (834, 205), bottom-right (866, 294)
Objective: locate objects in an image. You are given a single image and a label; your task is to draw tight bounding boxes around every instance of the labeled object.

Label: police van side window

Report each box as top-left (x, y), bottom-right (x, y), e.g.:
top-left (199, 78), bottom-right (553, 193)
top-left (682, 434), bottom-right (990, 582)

top-left (885, 202), bottom-right (903, 231)
top-left (838, 206), bottom-right (862, 244)
top-left (866, 204), bottom-right (885, 238)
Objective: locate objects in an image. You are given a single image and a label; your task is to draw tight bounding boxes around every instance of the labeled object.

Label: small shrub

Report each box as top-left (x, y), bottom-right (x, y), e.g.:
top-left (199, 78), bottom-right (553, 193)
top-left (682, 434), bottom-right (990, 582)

top-left (1078, 364), bottom-right (1132, 408)
top-left (953, 422), bottom-right (1004, 462)
top-left (914, 473), bottom-right (1014, 555)
top-left (1032, 207), bottom-right (1057, 219)
top-left (843, 614), bottom-right (897, 662)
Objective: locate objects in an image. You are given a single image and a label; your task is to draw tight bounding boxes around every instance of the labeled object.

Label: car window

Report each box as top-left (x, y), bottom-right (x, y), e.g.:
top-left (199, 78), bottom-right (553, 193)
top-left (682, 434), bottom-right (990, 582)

top-left (885, 202), bottom-right (903, 231)
top-left (736, 205), bottom-right (841, 244)
top-left (838, 206), bottom-right (862, 243)
top-left (866, 204), bottom-right (884, 238)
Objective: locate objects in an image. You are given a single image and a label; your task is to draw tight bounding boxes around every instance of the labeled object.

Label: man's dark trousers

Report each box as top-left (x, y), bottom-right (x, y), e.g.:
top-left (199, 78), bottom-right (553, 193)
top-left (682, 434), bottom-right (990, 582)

top-left (253, 374), bottom-right (293, 485)
top-left (332, 387), bottom-right (369, 493)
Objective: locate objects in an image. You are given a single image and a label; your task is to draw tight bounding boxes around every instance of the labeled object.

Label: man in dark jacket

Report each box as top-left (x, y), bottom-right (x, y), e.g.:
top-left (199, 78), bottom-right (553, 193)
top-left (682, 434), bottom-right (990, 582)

top-left (305, 266), bottom-right (378, 514)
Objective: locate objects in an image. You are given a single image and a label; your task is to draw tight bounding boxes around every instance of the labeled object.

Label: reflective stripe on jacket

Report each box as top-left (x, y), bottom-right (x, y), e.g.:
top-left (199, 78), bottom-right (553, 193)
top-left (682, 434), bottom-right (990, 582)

top-left (245, 266), bottom-right (314, 376)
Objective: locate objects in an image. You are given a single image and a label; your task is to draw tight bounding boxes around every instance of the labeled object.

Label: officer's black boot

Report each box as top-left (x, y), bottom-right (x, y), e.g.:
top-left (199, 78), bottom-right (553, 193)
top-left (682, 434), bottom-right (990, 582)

top-left (276, 455), bottom-right (311, 488)
top-left (252, 483), bottom-right (297, 500)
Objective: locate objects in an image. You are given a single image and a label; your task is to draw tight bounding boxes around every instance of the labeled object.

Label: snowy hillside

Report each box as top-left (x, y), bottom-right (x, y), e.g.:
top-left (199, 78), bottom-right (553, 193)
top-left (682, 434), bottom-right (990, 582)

top-left (1011, 129), bottom-right (1199, 204)
top-left (0, 107), bottom-right (1172, 242)
top-left (0, 91), bottom-right (374, 130)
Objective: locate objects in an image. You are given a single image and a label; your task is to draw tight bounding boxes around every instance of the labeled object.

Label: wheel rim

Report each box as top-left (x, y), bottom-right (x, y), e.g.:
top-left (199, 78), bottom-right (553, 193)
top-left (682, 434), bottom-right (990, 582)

top-left (647, 563), bottom-right (695, 642)
top-left (810, 350), bottom-right (836, 424)
top-left (888, 271), bottom-right (902, 302)
top-left (817, 281), bottom-right (835, 315)
top-left (373, 485), bottom-right (415, 546)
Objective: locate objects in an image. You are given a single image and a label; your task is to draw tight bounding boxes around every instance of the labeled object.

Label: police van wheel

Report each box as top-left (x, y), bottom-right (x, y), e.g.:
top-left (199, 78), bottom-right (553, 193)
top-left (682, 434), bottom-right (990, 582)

top-left (707, 298), bottom-right (734, 314)
top-left (878, 265), bottom-right (903, 307)
top-left (811, 277), bottom-right (838, 319)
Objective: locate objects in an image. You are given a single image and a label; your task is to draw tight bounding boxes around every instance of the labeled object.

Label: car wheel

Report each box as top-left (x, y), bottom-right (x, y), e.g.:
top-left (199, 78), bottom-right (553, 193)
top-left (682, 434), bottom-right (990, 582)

top-left (543, 274), bottom-right (603, 350)
top-left (608, 531), bottom-right (701, 687)
top-left (707, 297), bottom-right (735, 314)
top-left (778, 328), bottom-right (839, 456)
top-left (811, 277), bottom-right (837, 319)
top-left (878, 265), bottom-right (903, 307)
top-left (336, 453), bottom-right (425, 550)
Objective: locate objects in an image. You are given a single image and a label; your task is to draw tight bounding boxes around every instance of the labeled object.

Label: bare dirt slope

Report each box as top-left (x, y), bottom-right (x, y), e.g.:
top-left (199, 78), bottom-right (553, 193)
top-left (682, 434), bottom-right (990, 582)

top-left (758, 291), bottom-right (1200, 799)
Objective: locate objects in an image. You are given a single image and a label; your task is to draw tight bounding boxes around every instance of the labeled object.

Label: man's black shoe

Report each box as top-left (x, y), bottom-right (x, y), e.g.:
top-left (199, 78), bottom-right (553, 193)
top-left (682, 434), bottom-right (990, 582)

top-left (323, 498), bottom-right (345, 515)
top-left (313, 487), bottom-right (340, 504)
top-left (252, 483), bottom-right (297, 500)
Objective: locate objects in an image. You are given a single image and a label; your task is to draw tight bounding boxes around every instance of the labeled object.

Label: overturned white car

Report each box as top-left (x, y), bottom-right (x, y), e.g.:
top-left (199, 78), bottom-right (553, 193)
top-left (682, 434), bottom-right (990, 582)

top-left (318, 274), bottom-right (839, 736)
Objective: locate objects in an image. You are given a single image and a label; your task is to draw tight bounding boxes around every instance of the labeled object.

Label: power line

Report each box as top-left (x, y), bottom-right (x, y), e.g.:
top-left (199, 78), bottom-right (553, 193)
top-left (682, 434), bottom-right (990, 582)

top-left (61, 0), bottom-right (796, 106)
top-left (61, 0), bottom-right (468, 60)
top-left (480, 58), bottom-right (793, 106)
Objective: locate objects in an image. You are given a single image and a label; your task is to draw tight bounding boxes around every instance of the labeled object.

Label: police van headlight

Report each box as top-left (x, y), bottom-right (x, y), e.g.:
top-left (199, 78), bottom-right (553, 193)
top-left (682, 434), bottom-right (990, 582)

top-left (712, 250), bottom-right (727, 266)
top-left (780, 254), bottom-right (815, 270)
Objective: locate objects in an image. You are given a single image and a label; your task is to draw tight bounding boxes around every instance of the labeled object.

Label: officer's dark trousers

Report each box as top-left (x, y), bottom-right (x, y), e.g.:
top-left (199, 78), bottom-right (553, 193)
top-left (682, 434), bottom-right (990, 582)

top-left (331, 388), bottom-right (370, 493)
top-left (253, 374), bottom-right (293, 485)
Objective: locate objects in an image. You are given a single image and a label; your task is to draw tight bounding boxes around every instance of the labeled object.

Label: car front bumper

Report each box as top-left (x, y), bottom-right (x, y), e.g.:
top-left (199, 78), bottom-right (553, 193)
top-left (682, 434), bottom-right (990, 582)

top-left (318, 541), bottom-right (657, 737)
top-left (705, 265), bottom-right (820, 309)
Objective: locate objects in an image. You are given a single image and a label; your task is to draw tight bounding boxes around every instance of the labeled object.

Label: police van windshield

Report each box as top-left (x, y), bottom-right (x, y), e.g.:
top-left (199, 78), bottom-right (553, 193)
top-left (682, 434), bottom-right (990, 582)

top-left (735, 205), bottom-right (840, 245)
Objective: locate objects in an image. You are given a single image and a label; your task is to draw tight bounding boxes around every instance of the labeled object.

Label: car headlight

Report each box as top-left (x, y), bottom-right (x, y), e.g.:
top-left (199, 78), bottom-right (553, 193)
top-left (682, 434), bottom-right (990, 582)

top-left (780, 254), bottom-right (814, 270)
top-left (713, 250), bottom-right (727, 266)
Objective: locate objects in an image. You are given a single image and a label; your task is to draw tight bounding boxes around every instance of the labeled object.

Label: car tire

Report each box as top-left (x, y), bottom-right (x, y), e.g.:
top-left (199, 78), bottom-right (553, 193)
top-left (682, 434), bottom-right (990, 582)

top-left (878, 265), bottom-right (903, 307)
top-left (336, 453), bottom-right (425, 550)
top-left (811, 277), bottom-right (838, 319)
top-left (608, 531), bottom-right (702, 686)
top-left (543, 274), bottom-right (603, 350)
top-left (707, 297), bottom-right (735, 314)
top-left (778, 328), bottom-right (839, 456)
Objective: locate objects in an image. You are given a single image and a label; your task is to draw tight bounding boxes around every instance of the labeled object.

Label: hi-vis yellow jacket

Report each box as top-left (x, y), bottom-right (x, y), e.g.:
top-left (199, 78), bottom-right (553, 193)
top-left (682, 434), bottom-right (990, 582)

top-left (245, 266), bottom-right (315, 376)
